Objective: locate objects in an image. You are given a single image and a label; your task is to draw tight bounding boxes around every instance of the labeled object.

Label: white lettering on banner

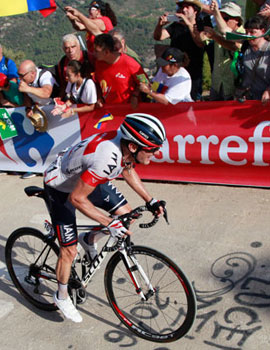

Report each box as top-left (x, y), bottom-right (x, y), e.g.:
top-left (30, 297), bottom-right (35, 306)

top-left (154, 121), bottom-right (270, 167)
top-left (249, 121), bottom-right (270, 166)
top-left (219, 136), bottom-right (248, 166)
top-left (197, 135), bottom-right (219, 165)
top-left (173, 135), bottom-right (195, 164)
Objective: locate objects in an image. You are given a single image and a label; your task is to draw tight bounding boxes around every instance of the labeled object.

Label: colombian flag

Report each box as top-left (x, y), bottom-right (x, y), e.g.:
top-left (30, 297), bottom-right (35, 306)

top-left (0, 0), bottom-right (57, 18)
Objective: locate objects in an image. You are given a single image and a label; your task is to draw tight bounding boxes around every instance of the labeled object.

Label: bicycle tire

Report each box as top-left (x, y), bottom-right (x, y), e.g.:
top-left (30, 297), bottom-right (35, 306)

top-left (104, 245), bottom-right (196, 343)
top-left (5, 227), bottom-right (59, 311)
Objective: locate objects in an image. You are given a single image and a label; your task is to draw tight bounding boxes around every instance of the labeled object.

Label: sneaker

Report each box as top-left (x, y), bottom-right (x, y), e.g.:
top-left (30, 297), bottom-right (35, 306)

top-left (78, 232), bottom-right (97, 261)
top-left (53, 292), bottom-right (82, 323)
top-left (20, 172), bottom-right (37, 179)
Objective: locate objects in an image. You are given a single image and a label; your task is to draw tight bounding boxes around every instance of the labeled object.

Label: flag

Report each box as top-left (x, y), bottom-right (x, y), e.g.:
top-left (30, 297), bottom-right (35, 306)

top-left (94, 113), bottom-right (114, 129)
top-left (0, 0), bottom-right (57, 18)
top-left (226, 27), bottom-right (270, 41)
top-left (0, 109), bottom-right (18, 140)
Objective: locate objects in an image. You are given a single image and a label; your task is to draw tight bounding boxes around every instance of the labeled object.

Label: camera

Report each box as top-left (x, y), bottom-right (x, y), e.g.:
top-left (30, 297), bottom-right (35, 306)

top-left (167, 14), bottom-right (181, 22)
top-left (197, 15), bottom-right (213, 32)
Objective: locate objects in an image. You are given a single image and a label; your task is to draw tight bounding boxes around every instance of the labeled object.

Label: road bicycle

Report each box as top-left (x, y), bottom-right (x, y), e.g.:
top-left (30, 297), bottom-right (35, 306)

top-left (5, 185), bottom-right (197, 343)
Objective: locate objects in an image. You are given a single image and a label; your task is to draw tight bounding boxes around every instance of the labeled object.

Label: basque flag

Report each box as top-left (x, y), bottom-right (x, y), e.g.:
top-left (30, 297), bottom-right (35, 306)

top-left (0, 0), bottom-right (57, 17)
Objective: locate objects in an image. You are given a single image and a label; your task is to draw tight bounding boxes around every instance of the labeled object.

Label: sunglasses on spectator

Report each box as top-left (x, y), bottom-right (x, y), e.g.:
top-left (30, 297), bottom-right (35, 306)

top-left (222, 15), bottom-right (232, 21)
top-left (18, 71), bottom-right (31, 78)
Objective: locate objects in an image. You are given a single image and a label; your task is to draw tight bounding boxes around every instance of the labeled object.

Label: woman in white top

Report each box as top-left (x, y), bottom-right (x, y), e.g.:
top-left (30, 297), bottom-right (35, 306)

top-left (52, 60), bottom-right (97, 118)
top-left (139, 47), bottom-right (193, 104)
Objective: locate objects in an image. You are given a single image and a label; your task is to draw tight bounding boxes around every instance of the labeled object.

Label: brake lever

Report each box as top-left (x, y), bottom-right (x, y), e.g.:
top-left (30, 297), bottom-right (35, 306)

top-left (163, 206), bottom-right (169, 225)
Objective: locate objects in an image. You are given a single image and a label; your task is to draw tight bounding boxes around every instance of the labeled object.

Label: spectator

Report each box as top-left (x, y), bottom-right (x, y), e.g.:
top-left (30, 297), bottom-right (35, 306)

top-left (52, 60), bottom-right (97, 118)
top-left (109, 28), bottom-right (142, 65)
top-left (139, 47), bottom-right (193, 104)
top-left (65, 1), bottom-right (117, 53)
top-left (203, 1), bottom-right (244, 101)
top-left (0, 73), bottom-right (24, 107)
top-left (258, 1), bottom-right (270, 22)
top-left (57, 34), bottom-right (94, 96)
top-left (94, 34), bottom-right (149, 109)
top-left (237, 15), bottom-right (270, 103)
top-left (153, 0), bottom-right (205, 100)
top-left (18, 60), bottom-right (58, 113)
top-left (0, 44), bottom-right (19, 83)
top-left (18, 59), bottom-right (59, 179)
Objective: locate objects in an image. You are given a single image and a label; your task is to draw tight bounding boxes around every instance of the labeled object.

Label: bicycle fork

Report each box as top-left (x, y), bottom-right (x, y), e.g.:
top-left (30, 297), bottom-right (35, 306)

top-left (120, 249), bottom-right (156, 301)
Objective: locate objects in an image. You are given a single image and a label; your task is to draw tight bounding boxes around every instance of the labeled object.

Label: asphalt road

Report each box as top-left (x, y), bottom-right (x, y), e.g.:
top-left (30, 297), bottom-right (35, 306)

top-left (0, 174), bottom-right (269, 350)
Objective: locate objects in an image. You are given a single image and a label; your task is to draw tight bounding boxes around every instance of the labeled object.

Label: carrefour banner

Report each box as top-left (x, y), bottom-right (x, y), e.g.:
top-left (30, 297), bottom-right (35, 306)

top-left (1, 101), bottom-right (270, 187)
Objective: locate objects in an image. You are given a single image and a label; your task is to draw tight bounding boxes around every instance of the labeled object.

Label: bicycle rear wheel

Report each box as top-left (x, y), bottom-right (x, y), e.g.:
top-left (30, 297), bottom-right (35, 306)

top-left (5, 227), bottom-right (59, 311)
top-left (104, 245), bottom-right (196, 343)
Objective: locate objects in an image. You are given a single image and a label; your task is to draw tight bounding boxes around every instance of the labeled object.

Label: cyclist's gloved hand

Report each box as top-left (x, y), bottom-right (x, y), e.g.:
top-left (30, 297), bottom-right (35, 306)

top-left (146, 198), bottom-right (165, 215)
top-left (108, 219), bottom-right (127, 239)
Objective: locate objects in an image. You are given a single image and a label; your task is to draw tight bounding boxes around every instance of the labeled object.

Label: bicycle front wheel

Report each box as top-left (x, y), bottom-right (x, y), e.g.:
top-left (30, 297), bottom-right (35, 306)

top-left (5, 227), bottom-right (59, 311)
top-left (104, 245), bottom-right (196, 343)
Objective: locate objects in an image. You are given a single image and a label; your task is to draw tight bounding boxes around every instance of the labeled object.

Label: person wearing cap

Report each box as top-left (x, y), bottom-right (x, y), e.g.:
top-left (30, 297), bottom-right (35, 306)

top-left (0, 73), bottom-right (24, 107)
top-left (237, 15), bottom-right (270, 103)
top-left (203, 1), bottom-right (244, 101)
top-left (139, 47), bottom-right (193, 104)
top-left (65, 1), bottom-right (117, 53)
top-left (0, 45), bottom-right (19, 83)
top-left (153, 0), bottom-right (205, 101)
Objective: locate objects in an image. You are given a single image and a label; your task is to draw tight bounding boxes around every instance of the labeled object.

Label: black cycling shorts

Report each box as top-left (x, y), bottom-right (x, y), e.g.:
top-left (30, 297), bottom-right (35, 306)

top-left (44, 181), bottom-right (127, 247)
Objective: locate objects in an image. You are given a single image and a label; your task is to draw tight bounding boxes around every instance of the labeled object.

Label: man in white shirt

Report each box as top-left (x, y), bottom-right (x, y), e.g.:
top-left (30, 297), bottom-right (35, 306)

top-left (18, 59), bottom-right (58, 179)
top-left (18, 60), bottom-right (58, 118)
top-left (139, 47), bottom-right (193, 104)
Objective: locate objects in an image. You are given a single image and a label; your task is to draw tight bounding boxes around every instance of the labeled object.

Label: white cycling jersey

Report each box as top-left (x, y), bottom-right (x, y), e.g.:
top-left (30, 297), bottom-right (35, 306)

top-left (44, 130), bottom-right (124, 193)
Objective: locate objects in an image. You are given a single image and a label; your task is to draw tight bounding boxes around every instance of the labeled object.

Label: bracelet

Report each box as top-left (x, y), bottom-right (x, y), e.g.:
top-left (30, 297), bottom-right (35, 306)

top-left (70, 108), bottom-right (74, 115)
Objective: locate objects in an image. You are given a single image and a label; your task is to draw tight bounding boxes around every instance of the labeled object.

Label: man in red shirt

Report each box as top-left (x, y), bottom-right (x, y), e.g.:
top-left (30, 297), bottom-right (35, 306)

top-left (94, 34), bottom-right (148, 108)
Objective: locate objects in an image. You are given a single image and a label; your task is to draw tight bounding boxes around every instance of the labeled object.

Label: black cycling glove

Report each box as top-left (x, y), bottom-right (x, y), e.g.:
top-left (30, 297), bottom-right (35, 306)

top-left (146, 198), bottom-right (164, 214)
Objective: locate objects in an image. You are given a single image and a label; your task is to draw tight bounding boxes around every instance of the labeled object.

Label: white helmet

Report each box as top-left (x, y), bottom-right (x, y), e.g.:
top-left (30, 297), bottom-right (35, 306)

top-left (120, 113), bottom-right (166, 149)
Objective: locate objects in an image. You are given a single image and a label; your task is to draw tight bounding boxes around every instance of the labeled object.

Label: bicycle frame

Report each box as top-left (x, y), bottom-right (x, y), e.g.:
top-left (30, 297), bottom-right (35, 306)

top-left (41, 221), bottom-right (156, 303)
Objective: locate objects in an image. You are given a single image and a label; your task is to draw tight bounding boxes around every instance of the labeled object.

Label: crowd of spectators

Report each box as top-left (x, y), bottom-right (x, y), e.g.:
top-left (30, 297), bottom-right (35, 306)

top-left (1, 0), bottom-right (270, 175)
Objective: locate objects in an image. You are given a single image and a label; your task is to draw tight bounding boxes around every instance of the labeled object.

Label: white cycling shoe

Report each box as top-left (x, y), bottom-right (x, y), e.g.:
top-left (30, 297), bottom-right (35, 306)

top-left (54, 292), bottom-right (82, 323)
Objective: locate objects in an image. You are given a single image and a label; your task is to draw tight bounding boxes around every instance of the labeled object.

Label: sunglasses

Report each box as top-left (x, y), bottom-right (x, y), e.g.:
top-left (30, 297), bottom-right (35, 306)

top-left (142, 147), bottom-right (160, 153)
top-left (222, 15), bottom-right (232, 21)
top-left (18, 71), bottom-right (31, 78)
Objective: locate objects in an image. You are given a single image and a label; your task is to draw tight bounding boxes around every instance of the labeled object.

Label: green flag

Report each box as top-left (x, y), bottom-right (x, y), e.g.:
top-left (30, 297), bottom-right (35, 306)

top-left (0, 108), bottom-right (18, 140)
top-left (226, 27), bottom-right (270, 41)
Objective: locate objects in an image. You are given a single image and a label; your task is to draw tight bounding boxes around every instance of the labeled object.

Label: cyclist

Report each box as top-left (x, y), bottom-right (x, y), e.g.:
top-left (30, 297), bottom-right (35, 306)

top-left (44, 113), bottom-right (166, 323)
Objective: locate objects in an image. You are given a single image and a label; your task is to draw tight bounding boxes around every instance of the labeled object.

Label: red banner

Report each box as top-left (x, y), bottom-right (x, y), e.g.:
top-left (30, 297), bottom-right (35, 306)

top-left (78, 101), bottom-right (270, 187)
top-left (1, 101), bottom-right (270, 187)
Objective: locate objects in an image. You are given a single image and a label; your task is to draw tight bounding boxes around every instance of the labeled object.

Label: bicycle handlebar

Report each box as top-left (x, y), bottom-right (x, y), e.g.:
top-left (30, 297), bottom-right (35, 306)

top-left (119, 200), bottom-right (169, 229)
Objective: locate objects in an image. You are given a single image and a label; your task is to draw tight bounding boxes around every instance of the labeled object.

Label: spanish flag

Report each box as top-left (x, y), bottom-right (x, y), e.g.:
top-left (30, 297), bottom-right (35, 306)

top-left (0, 0), bottom-right (57, 18)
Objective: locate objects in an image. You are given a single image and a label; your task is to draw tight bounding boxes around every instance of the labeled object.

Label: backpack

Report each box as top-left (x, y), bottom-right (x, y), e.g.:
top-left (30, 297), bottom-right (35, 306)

top-left (37, 65), bottom-right (61, 98)
top-left (67, 78), bottom-right (89, 104)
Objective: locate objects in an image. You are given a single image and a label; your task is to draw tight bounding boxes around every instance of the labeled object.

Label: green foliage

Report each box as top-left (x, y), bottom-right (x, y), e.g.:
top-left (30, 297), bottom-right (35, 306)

top-left (0, 0), bottom-right (246, 89)
top-left (202, 52), bottom-right (211, 93)
top-left (2, 46), bottom-right (25, 66)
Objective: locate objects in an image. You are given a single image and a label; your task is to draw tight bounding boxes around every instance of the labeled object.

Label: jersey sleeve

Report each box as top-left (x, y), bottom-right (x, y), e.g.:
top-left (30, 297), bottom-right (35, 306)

top-left (80, 170), bottom-right (108, 187)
